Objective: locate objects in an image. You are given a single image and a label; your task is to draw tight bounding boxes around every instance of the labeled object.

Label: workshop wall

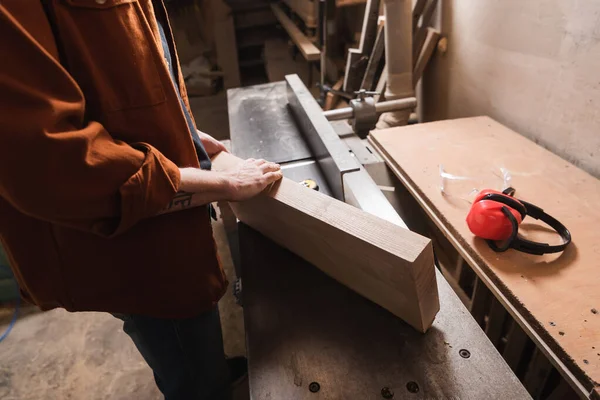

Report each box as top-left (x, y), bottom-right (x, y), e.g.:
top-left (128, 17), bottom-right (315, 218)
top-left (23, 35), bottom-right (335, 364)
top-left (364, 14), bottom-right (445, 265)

top-left (421, 0), bottom-right (600, 178)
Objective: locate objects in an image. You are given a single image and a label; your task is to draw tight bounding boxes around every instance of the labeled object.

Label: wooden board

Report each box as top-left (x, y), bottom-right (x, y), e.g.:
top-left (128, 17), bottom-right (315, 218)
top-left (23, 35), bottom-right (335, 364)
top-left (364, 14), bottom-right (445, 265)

top-left (211, 151), bottom-right (439, 332)
top-left (343, 0), bottom-right (380, 93)
top-left (412, 0), bottom-right (427, 32)
top-left (412, 0), bottom-right (437, 66)
top-left (369, 116), bottom-right (600, 394)
top-left (271, 4), bottom-right (321, 62)
top-left (337, 0), bottom-right (368, 6)
top-left (413, 27), bottom-right (440, 87)
top-left (360, 24), bottom-right (386, 91)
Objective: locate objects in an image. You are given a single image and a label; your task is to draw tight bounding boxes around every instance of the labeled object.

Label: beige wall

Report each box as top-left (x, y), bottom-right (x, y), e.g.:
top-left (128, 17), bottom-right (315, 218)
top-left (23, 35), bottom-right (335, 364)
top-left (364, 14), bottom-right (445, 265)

top-left (422, 0), bottom-right (600, 178)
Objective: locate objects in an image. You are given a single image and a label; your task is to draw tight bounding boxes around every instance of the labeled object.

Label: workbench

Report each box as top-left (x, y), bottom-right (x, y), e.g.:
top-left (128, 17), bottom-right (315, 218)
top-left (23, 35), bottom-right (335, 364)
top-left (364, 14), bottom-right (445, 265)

top-left (369, 117), bottom-right (600, 399)
top-left (226, 80), bottom-right (530, 399)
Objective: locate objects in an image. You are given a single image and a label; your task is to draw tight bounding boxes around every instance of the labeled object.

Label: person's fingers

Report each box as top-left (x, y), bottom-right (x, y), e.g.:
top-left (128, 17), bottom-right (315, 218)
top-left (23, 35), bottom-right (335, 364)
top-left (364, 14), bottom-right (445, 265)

top-left (260, 162), bottom-right (280, 173)
top-left (254, 159), bottom-right (268, 166)
top-left (246, 158), bottom-right (255, 163)
top-left (263, 171), bottom-right (283, 183)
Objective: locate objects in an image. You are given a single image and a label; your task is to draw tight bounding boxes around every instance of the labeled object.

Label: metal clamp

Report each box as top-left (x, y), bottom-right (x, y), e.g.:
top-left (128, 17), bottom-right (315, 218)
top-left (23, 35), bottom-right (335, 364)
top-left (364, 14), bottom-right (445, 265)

top-left (350, 93), bottom-right (378, 139)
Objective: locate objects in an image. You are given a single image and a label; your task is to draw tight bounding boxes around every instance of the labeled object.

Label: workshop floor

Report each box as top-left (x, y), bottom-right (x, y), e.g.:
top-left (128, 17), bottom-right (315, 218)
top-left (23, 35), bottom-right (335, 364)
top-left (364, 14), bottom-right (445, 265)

top-left (0, 219), bottom-right (248, 400)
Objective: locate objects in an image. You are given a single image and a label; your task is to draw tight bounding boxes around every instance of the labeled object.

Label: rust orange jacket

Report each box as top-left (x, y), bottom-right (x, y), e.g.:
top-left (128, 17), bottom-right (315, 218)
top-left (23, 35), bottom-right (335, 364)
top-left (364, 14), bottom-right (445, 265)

top-left (0, 0), bottom-right (227, 316)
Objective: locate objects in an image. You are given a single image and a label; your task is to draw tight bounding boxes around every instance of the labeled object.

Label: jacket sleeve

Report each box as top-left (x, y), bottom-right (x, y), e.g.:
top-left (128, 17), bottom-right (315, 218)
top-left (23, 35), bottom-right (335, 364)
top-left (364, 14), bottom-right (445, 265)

top-left (0, 4), bottom-right (180, 237)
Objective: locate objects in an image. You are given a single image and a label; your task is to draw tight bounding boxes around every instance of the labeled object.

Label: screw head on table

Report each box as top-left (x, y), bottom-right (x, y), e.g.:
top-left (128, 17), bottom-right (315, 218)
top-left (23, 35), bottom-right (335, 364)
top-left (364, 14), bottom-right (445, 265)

top-left (406, 381), bottom-right (419, 394)
top-left (459, 349), bottom-right (471, 358)
top-left (309, 382), bottom-right (320, 393)
top-left (381, 386), bottom-right (395, 398)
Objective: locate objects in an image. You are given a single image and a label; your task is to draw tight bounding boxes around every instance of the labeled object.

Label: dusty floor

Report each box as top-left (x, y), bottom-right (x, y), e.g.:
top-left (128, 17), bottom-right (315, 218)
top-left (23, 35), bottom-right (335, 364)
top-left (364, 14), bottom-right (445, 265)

top-left (0, 219), bottom-right (247, 400)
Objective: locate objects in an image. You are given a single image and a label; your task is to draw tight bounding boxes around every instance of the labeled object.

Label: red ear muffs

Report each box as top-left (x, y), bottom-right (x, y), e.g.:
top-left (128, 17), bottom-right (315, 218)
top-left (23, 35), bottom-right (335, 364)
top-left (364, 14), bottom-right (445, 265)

top-left (466, 188), bottom-right (572, 255)
top-left (467, 189), bottom-right (525, 241)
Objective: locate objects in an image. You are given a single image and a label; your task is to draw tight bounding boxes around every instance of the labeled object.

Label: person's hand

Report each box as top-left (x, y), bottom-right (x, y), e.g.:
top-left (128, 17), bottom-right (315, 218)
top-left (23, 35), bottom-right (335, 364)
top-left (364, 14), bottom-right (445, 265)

top-left (197, 130), bottom-right (228, 157)
top-left (225, 158), bottom-right (283, 201)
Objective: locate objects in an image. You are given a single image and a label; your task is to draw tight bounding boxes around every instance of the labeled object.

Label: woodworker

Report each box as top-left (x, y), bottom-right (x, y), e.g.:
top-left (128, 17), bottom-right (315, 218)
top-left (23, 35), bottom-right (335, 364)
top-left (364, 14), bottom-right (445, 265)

top-left (0, 1), bottom-right (282, 399)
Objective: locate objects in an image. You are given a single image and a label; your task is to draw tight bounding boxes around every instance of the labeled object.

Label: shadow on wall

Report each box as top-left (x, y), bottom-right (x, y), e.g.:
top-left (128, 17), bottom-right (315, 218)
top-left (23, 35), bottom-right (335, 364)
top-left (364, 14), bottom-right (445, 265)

top-left (420, 0), bottom-right (600, 178)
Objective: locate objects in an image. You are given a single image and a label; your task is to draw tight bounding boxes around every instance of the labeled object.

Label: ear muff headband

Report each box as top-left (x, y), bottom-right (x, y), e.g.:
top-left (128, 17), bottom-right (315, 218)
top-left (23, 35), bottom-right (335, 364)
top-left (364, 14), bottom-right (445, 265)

top-left (473, 189), bottom-right (572, 255)
top-left (482, 193), bottom-right (527, 220)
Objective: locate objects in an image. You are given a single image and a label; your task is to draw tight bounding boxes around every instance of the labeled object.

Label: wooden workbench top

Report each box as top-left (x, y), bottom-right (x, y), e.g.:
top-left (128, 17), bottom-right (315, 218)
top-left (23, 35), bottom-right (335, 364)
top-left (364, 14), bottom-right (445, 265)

top-left (370, 116), bottom-right (600, 394)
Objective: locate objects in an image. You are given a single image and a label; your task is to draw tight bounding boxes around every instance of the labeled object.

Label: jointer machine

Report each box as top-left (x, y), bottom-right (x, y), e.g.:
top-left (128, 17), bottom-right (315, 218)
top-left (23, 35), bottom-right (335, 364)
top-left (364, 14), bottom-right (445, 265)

top-left (224, 75), bottom-right (531, 399)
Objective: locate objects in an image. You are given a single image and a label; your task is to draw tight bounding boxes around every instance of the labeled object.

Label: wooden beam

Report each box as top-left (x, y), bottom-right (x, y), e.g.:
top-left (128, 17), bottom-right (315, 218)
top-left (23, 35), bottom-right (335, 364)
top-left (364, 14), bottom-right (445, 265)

top-left (271, 4), bottom-right (321, 62)
top-left (337, 0), bottom-right (368, 6)
top-left (413, 27), bottom-right (440, 87)
top-left (343, 0), bottom-right (381, 93)
top-left (211, 151), bottom-right (440, 333)
top-left (412, 0), bottom-right (427, 32)
top-left (412, 0), bottom-right (437, 66)
top-left (360, 25), bottom-right (386, 91)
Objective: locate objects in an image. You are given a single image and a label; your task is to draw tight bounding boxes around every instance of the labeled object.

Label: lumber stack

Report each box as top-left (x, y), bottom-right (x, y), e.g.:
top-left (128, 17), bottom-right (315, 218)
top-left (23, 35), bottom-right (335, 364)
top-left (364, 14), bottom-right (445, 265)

top-left (212, 151), bottom-right (439, 333)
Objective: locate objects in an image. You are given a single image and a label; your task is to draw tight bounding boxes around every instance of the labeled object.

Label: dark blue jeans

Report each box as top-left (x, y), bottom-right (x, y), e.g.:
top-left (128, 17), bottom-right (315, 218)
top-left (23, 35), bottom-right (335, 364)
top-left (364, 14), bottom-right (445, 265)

top-left (117, 306), bottom-right (231, 400)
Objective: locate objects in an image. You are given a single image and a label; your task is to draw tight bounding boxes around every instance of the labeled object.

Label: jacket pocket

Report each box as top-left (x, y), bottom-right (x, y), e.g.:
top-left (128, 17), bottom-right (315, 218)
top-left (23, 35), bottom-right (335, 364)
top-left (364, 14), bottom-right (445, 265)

top-left (54, 0), bottom-right (166, 113)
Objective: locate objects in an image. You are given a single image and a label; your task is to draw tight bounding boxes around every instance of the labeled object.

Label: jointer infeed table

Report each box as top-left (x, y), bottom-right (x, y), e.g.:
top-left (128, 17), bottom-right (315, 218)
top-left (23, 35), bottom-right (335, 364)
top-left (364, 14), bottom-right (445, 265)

top-left (225, 75), bottom-right (530, 399)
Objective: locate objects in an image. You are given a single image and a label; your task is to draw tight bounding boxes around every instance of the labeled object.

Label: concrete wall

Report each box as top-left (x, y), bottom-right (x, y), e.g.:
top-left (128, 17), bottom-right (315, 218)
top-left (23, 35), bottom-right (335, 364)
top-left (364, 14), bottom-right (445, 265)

top-left (421, 0), bottom-right (600, 178)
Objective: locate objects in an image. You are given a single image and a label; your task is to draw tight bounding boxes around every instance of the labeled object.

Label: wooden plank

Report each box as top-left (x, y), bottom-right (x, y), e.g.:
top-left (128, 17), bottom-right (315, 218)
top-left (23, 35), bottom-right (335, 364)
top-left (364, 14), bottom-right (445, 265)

top-left (412, 0), bottom-right (437, 66)
top-left (337, 0), bottom-right (368, 6)
top-left (356, 0), bottom-right (381, 56)
top-left (343, 0), bottom-right (381, 93)
top-left (368, 116), bottom-right (599, 395)
top-left (503, 320), bottom-right (530, 372)
top-left (211, 151), bottom-right (439, 332)
top-left (271, 4), bottom-right (321, 61)
top-left (523, 349), bottom-right (553, 399)
top-left (360, 25), bottom-right (386, 91)
top-left (413, 27), bottom-right (440, 87)
top-left (343, 49), bottom-right (364, 93)
top-left (412, 0), bottom-right (427, 32)
top-left (212, 0), bottom-right (241, 88)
